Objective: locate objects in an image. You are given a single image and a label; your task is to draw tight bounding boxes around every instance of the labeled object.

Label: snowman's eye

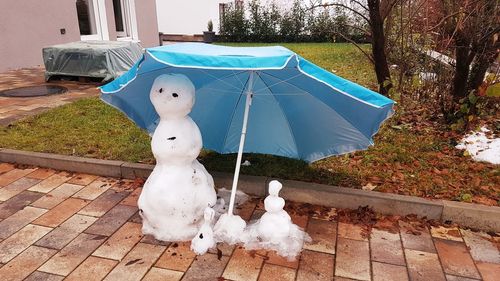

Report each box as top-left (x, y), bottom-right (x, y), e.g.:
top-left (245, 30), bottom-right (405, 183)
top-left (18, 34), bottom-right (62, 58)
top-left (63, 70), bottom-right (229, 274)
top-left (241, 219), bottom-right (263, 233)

top-left (172, 93), bottom-right (178, 98)
top-left (159, 88), bottom-right (163, 93)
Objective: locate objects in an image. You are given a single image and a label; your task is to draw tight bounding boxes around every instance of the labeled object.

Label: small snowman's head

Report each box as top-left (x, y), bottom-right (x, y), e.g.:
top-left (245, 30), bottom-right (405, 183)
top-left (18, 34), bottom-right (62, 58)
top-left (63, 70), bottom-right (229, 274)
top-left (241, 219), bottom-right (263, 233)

top-left (150, 74), bottom-right (195, 118)
top-left (268, 180), bottom-right (283, 196)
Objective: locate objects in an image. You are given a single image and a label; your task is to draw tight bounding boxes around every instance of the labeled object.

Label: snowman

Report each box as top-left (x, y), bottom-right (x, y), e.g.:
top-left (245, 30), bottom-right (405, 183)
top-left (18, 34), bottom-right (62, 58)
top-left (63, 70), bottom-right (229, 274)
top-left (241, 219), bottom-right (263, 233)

top-left (243, 180), bottom-right (311, 260)
top-left (191, 207), bottom-right (216, 255)
top-left (257, 180), bottom-right (292, 240)
top-left (138, 73), bottom-right (217, 241)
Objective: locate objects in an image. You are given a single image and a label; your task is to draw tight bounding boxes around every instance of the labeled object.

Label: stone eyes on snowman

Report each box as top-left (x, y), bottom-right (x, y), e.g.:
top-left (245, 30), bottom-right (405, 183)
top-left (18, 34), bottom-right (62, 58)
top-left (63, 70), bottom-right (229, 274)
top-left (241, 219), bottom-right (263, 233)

top-left (157, 88), bottom-right (179, 98)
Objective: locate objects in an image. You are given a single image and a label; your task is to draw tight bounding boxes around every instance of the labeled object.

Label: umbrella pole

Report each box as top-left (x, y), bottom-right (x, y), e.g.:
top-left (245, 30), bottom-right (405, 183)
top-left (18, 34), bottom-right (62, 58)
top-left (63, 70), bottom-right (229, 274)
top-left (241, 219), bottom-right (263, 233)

top-left (227, 71), bottom-right (254, 215)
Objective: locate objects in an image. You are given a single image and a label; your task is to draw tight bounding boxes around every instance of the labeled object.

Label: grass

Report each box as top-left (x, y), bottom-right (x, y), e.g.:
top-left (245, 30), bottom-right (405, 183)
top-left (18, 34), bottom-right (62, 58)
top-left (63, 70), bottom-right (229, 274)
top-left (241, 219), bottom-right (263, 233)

top-left (1, 43), bottom-right (498, 205)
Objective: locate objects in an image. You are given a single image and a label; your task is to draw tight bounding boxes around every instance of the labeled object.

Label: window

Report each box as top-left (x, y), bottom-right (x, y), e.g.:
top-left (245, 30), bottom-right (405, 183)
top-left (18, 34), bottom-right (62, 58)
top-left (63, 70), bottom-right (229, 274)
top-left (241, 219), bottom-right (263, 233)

top-left (76, 0), bottom-right (109, 40)
top-left (76, 0), bottom-right (97, 36)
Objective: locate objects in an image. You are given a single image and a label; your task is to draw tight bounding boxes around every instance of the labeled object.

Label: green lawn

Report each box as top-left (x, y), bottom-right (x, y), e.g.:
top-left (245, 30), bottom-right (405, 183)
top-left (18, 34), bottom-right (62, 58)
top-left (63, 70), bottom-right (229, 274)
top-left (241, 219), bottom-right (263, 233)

top-left (1, 43), bottom-right (498, 205)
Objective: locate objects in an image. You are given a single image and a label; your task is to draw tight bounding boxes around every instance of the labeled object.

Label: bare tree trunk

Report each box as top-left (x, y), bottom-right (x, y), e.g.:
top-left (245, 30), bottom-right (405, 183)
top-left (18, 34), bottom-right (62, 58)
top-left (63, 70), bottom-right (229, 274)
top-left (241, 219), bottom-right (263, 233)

top-left (468, 36), bottom-right (500, 93)
top-left (367, 0), bottom-right (393, 96)
top-left (452, 36), bottom-right (472, 102)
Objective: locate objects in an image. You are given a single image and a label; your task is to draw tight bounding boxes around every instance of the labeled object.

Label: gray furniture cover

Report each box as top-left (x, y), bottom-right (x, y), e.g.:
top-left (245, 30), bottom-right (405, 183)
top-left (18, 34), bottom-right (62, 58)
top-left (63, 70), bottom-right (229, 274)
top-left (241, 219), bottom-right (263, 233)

top-left (43, 40), bottom-right (143, 82)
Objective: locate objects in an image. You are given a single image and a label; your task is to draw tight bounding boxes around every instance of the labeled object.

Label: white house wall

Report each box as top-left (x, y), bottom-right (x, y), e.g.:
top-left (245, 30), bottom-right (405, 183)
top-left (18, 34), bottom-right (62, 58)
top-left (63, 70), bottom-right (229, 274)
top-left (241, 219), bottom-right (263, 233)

top-left (156, 0), bottom-right (225, 35)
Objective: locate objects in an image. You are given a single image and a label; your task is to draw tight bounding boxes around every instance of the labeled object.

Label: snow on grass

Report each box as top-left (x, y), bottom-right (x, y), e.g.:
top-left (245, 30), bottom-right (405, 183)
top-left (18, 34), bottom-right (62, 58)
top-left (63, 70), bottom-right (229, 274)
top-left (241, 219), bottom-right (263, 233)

top-left (456, 126), bottom-right (500, 164)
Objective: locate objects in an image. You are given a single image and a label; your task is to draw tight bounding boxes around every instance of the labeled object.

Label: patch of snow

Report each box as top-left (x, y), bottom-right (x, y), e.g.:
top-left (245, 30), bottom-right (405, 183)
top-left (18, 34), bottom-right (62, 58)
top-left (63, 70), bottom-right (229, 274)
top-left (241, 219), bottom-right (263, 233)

top-left (456, 126), bottom-right (500, 164)
top-left (213, 213), bottom-right (247, 245)
top-left (241, 180), bottom-right (311, 260)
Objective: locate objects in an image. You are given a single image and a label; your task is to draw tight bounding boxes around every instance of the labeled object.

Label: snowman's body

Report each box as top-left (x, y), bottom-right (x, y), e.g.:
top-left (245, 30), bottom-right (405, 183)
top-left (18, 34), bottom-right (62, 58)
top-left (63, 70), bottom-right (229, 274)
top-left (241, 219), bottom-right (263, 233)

top-left (138, 74), bottom-right (216, 241)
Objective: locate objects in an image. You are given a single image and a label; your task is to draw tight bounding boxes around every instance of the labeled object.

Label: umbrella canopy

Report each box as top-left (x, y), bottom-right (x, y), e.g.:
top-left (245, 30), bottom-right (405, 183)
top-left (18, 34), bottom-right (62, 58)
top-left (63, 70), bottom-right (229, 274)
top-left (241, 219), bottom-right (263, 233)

top-left (101, 43), bottom-right (394, 163)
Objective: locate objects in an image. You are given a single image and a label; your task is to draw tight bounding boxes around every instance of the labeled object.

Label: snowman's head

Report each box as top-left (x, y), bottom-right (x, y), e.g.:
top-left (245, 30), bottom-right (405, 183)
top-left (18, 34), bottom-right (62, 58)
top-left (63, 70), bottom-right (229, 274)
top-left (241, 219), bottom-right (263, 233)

top-left (150, 74), bottom-right (195, 118)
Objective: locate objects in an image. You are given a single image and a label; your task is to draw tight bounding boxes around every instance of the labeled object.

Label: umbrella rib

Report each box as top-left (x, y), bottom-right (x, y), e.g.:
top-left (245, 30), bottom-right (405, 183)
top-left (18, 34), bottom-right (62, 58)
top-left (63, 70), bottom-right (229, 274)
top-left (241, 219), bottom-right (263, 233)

top-left (221, 73), bottom-right (251, 152)
top-left (199, 69), bottom-right (244, 91)
top-left (256, 72), bottom-right (300, 158)
top-left (259, 71), bottom-right (374, 143)
top-left (195, 70), bottom-right (248, 94)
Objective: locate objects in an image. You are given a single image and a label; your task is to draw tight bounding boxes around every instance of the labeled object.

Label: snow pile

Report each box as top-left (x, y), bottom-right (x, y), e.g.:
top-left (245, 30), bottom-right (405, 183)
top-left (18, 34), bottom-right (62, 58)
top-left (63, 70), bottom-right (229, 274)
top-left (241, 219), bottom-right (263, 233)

top-left (241, 180), bottom-right (310, 260)
top-left (456, 126), bottom-right (500, 165)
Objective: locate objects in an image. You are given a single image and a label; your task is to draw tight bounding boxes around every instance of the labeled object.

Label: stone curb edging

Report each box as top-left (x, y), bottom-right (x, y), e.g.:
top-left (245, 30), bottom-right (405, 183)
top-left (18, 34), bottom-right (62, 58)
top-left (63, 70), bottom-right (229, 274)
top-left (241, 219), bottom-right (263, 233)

top-left (1, 148), bottom-right (499, 232)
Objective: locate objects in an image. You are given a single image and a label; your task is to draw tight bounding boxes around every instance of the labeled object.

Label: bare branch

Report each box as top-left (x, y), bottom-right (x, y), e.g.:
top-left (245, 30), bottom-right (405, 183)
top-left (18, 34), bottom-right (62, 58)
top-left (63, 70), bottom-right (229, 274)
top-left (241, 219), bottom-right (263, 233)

top-left (351, 0), bottom-right (369, 11)
top-left (307, 3), bottom-right (370, 23)
top-left (334, 32), bottom-right (375, 64)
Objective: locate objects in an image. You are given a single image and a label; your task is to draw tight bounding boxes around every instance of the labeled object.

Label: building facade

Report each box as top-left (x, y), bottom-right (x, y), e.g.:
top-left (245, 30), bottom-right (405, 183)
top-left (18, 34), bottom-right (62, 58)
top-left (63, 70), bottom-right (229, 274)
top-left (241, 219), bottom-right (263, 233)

top-left (0, 0), bottom-right (158, 72)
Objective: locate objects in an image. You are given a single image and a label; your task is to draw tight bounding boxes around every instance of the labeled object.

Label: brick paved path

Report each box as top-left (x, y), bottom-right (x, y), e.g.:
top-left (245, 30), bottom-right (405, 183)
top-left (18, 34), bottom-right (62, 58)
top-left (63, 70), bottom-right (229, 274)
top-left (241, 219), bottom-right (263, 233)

top-left (0, 68), bottom-right (98, 126)
top-left (0, 163), bottom-right (498, 281)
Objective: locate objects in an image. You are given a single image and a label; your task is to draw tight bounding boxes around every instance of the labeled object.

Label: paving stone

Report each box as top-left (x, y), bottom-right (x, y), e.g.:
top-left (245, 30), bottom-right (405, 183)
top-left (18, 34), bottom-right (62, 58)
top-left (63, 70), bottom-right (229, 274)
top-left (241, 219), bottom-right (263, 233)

top-left (181, 253), bottom-right (230, 281)
top-left (222, 247), bottom-right (266, 281)
top-left (0, 190), bottom-right (44, 219)
top-left (475, 262), bottom-right (500, 281)
top-left (334, 278), bottom-right (358, 281)
top-left (310, 207), bottom-right (337, 221)
top-left (235, 199), bottom-right (257, 221)
top-left (156, 241), bottom-right (197, 272)
top-left (372, 261), bottom-right (409, 281)
top-left (370, 228), bottom-right (405, 266)
top-left (65, 256), bottom-right (118, 281)
top-left (141, 234), bottom-right (172, 247)
top-left (85, 204), bottom-right (137, 236)
top-left (303, 218), bottom-right (337, 254)
top-left (405, 249), bottom-right (447, 281)
top-left (258, 263), bottom-right (296, 281)
top-left (266, 250), bottom-right (299, 269)
top-left (207, 242), bottom-right (235, 256)
top-left (0, 246), bottom-right (57, 281)
top-left (104, 242), bottom-right (166, 281)
top-left (119, 187), bottom-right (141, 206)
top-left (73, 178), bottom-right (115, 200)
top-left (431, 226), bottom-right (463, 242)
top-left (24, 271), bottom-right (64, 281)
top-left (35, 214), bottom-right (97, 250)
top-left (78, 189), bottom-right (130, 217)
top-left (143, 267), bottom-right (183, 281)
top-left (460, 229), bottom-right (500, 263)
top-left (445, 274), bottom-right (481, 281)
top-left (0, 224), bottom-right (52, 263)
top-left (31, 183), bottom-right (84, 209)
top-left (0, 177), bottom-right (40, 201)
top-left (93, 222), bottom-right (143, 260)
top-left (0, 168), bottom-right (36, 187)
top-left (290, 212), bottom-right (308, 228)
top-left (338, 222), bottom-right (367, 241)
top-left (38, 233), bottom-right (107, 276)
top-left (26, 168), bottom-right (56, 180)
top-left (399, 221), bottom-right (436, 253)
top-left (67, 173), bottom-right (99, 186)
top-left (0, 206), bottom-right (47, 239)
top-left (33, 198), bottom-right (89, 227)
top-left (335, 237), bottom-right (370, 281)
top-left (296, 250), bottom-right (334, 281)
top-left (128, 211), bottom-right (142, 223)
top-left (434, 239), bottom-right (481, 279)
top-left (28, 172), bottom-right (72, 193)
top-left (0, 163), bottom-right (15, 174)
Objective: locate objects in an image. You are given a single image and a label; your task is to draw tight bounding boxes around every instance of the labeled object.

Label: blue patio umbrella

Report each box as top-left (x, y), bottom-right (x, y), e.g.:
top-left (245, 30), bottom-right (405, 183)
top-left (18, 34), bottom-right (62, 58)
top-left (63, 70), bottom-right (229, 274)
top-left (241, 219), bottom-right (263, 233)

top-left (100, 43), bottom-right (394, 215)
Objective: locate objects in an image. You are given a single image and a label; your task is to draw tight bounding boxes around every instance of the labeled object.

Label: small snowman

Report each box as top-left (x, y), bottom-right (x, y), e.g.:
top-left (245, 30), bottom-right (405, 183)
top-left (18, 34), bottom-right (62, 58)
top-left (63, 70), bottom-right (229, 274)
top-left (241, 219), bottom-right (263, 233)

top-left (242, 180), bottom-right (310, 260)
top-left (138, 74), bottom-right (217, 241)
top-left (191, 207), bottom-right (216, 255)
top-left (257, 180), bottom-right (291, 240)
